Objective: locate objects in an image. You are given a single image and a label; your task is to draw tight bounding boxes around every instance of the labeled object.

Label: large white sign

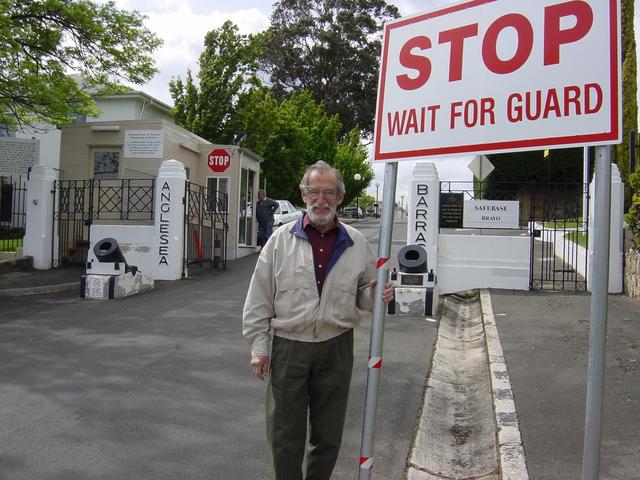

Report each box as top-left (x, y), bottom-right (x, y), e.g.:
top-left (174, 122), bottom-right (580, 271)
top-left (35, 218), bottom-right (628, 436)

top-left (463, 200), bottom-right (520, 229)
top-left (374, 0), bottom-right (621, 161)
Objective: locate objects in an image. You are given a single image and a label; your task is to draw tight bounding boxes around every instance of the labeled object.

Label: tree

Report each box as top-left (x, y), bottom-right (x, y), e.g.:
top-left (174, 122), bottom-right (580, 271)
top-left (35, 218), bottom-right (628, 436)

top-left (345, 192), bottom-right (375, 212)
top-left (333, 128), bottom-right (374, 206)
top-left (0, 0), bottom-right (162, 130)
top-left (235, 89), bottom-right (342, 202)
top-left (170, 21), bottom-right (262, 143)
top-left (616, 0), bottom-right (637, 189)
top-left (261, 0), bottom-right (399, 136)
top-left (625, 171), bottom-right (640, 249)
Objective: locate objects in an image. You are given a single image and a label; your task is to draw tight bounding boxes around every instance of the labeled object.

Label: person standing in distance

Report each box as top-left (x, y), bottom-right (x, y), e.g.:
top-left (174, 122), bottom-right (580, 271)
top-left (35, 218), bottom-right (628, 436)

top-left (256, 189), bottom-right (278, 247)
top-left (243, 161), bottom-right (394, 480)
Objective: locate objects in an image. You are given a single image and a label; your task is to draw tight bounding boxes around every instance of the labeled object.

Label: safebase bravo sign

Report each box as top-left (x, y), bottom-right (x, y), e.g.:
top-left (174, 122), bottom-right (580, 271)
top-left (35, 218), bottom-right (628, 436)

top-left (373, 0), bottom-right (621, 161)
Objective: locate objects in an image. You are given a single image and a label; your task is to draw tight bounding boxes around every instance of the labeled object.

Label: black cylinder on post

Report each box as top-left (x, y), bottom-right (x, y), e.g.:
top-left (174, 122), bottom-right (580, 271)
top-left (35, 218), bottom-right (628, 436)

top-left (398, 244), bottom-right (428, 273)
top-left (93, 238), bottom-right (127, 265)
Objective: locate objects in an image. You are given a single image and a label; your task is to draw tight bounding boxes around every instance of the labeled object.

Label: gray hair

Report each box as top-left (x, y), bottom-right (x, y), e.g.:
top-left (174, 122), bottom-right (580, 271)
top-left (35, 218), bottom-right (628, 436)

top-left (299, 161), bottom-right (345, 195)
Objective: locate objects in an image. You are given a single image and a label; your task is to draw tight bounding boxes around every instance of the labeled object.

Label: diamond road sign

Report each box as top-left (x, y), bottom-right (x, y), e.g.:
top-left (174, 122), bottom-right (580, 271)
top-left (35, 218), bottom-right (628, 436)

top-left (467, 155), bottom-right (494, 181)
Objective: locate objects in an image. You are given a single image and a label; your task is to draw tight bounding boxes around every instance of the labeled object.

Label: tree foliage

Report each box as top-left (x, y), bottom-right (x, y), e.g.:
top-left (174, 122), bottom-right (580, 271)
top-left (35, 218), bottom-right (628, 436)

top-left (333, 128), bottom-right (374, 206)
top-left (625, 171), bottom-right (640, 250)
top-left (616, 0), bottom-right (638, 188)
top-left (0, 0), bottom-right (162, 130)
top-left (261, 0), bottom-right (398, 136)
top-left (235, 89), bottom-right (342, 203)
top-left (169, 21), bottom-right (262, 143)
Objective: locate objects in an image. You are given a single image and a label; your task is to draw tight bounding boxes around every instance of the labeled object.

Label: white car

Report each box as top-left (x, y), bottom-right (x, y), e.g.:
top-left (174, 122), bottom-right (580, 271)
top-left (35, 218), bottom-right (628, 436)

top-left (274, 200), bottom-right (303, 227)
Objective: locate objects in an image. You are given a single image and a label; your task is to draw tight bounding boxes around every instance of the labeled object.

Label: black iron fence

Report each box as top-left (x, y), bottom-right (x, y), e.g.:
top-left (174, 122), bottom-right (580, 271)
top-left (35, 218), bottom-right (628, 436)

top-left (0, 175), bottom-right (27, 253)
top-left (53, 179), bottom-right (155, 266)
top-left (440, 180), bottom-right (588, 291)
top-left (184, 181), bottom-right (228, 272)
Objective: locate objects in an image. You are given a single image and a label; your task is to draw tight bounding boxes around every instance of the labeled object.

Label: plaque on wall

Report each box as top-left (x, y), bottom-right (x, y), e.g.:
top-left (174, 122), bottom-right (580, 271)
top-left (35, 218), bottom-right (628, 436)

top-left (124, 130), bottom-right (164, 158)
top-left (439, 192), bottom-right (464, 228)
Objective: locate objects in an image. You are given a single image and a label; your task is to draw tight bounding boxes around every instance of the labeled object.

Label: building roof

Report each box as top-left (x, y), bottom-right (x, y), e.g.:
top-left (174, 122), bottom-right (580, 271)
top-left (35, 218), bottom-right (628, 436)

top-left (95, 91), bottom-right (173, 115)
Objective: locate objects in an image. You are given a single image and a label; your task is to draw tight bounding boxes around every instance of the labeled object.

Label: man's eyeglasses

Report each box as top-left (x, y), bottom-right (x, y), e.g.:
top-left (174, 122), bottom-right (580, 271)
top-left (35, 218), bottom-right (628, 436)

top-left (302, 187), bottom-right (338, 199)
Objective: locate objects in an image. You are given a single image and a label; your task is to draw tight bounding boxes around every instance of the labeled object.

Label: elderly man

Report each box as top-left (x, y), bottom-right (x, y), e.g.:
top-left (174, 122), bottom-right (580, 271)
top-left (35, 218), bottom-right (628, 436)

top-left (243, 161), bottom-right (393, 480)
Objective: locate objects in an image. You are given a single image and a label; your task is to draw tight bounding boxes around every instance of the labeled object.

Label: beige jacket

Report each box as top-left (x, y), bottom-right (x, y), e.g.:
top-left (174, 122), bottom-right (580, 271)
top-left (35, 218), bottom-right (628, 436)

top-left (242, 219), bottom-right (376, 357)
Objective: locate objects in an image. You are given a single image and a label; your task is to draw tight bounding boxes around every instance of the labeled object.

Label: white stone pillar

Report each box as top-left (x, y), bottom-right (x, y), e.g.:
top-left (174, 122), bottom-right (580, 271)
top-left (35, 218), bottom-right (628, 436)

top-left (153, 160), bottom-right (187, 280)
top-left (587, 163), bottom-right (624, 293)
top-left (23, 165), bottom-right (57, 269)
top-left (407, 162), bottom-right (440, 276)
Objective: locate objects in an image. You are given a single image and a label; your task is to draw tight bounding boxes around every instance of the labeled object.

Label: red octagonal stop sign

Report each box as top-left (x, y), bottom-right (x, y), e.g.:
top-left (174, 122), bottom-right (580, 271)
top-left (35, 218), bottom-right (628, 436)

top-left (208, 148), bottom-right (231, 173)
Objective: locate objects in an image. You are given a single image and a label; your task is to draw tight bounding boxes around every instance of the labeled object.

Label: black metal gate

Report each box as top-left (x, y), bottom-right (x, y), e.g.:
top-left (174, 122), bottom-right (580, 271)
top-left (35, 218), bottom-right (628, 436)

top-left (53, 179), bottom-right (155, 267)
top-left (528, 182), bottom-right (588, 291)
top-left (440, 181), bottom-right (589, 291)
top-left (0, 175), bottom-right (27, 253)
top-left (184, 181), bottom-right (228, 273)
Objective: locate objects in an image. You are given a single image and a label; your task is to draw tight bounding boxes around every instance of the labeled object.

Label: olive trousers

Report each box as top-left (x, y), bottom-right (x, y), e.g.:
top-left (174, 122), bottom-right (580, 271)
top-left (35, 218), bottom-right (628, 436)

top-left (266, 330), bottom-right (354, 480)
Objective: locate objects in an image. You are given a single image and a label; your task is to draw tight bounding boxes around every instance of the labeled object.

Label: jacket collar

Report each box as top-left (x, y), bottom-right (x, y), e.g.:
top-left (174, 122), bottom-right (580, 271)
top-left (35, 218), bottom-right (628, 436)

top-left (290, 215), bottom-right (354, 247)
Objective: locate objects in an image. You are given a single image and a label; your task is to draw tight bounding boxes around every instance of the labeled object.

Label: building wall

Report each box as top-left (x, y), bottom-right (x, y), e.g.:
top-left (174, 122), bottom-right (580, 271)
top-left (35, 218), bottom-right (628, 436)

top-left (59, 120), bottom-right (205, 180)
top-left (4, 94), bottom-right (174, 172)
top-left (89, 99), bottom-right (138, 122)
top-left (194, 145), bottom-right (262, 259)
top-left (90, 96), bottom-right (173, 124)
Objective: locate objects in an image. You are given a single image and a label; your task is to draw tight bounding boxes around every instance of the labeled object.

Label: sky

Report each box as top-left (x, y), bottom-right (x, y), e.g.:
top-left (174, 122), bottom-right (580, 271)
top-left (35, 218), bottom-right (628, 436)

top-left (106, 0), bottom-right (640, 204)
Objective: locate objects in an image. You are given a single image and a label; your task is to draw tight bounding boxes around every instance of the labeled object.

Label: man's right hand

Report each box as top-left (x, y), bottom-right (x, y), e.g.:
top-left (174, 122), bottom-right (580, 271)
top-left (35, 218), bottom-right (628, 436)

top-left (250, 355), bottom-right (270, 380)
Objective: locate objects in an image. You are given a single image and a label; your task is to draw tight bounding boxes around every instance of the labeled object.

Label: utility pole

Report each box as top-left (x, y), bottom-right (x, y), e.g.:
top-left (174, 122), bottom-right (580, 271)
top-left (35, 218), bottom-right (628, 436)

top-left (354, 173), bottom-right (362, 217)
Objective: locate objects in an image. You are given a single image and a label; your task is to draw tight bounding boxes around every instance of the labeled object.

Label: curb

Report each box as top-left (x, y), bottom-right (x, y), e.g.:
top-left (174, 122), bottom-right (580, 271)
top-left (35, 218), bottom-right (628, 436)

top-left (0, 282), bottom-right (79, 297)
top-left (480, 289), bottom-right (529, 480)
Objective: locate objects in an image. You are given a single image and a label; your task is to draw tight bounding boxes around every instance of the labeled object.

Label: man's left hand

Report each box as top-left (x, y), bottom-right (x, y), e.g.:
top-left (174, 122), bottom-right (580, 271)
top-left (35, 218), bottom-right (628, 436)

top-left (369, 279), bottom-right (394, 303)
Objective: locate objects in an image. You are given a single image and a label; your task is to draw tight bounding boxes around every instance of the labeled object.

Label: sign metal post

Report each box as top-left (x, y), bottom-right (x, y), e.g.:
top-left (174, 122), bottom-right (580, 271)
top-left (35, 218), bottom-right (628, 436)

top-left (581, 145), bottom-right (612, 480)
top-left (358, 161), bottom-right (397, 480)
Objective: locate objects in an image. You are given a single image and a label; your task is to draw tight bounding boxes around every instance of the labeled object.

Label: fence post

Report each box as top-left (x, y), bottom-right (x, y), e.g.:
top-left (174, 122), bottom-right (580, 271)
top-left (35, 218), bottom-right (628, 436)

top-left (153, 160), bottom-right (187, 280)
top-left (23, 165), bottom-right (57, 269)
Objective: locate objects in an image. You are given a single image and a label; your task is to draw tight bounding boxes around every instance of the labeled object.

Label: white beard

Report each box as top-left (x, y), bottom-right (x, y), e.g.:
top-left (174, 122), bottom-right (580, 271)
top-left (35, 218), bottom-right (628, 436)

top-left (307, 203), bottom-right (336, 226)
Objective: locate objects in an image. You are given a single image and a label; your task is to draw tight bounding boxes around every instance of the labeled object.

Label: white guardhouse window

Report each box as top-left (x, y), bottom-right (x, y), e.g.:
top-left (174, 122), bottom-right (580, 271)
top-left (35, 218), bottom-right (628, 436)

top-left (239, 167), bottom-right (255, 245)
top-left (207, 176), bottom-right (229, 213)
top-left (93, 150), bottom-right (120, 179)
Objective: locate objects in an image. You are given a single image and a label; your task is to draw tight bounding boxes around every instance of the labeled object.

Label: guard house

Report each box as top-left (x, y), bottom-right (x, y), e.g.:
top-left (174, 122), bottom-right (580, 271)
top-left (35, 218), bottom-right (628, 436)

top-left (58, 119), bottom-right (262, 266)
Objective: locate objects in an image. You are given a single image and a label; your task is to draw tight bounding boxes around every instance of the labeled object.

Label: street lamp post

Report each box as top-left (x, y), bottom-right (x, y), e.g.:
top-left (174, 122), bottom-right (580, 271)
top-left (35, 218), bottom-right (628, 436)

top-left (354, 173), bottom-right (362, 218)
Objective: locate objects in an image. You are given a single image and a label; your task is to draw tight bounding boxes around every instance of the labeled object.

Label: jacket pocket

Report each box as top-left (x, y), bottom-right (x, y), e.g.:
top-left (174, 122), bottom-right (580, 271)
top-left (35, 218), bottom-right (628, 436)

top-left (329, 278), bottom-right (359, 326)
top-left (273, 278), bottom-right (314, 333)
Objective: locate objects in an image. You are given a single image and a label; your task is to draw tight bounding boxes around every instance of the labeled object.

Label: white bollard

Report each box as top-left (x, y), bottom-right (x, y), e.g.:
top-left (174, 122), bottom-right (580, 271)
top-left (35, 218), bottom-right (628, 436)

top-left (153, 160), bottom-right (187, 280)
top-left (23, 165), bottom-right (57, 269)
top-left (407, 162), bottom-right (441, 278)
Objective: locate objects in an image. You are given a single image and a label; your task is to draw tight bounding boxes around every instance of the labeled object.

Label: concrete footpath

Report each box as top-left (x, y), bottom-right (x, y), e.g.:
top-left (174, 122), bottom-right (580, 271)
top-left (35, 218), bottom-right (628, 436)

top-left (488, 289), bottom-right (640, 480)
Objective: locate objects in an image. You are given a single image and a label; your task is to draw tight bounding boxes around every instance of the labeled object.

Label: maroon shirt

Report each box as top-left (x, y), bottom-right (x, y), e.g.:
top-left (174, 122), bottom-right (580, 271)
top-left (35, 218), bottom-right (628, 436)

top-left (303, 214), bottom-right (339, 295)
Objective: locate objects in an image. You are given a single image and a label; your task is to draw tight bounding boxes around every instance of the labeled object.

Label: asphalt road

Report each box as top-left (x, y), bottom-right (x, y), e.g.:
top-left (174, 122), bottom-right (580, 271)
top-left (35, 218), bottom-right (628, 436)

top-left (0, 217), bottom-right (437, 480)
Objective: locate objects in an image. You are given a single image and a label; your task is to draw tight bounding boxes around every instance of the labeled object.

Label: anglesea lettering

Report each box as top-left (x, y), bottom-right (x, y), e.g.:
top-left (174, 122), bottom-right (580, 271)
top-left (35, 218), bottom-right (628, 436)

top-left (158, 182), bottom-right (171, 265)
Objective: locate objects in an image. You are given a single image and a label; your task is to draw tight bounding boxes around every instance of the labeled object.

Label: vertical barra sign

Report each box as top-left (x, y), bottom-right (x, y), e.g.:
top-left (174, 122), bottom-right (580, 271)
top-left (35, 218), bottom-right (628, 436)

top-left (373, 0), bottom-right (621, 161)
